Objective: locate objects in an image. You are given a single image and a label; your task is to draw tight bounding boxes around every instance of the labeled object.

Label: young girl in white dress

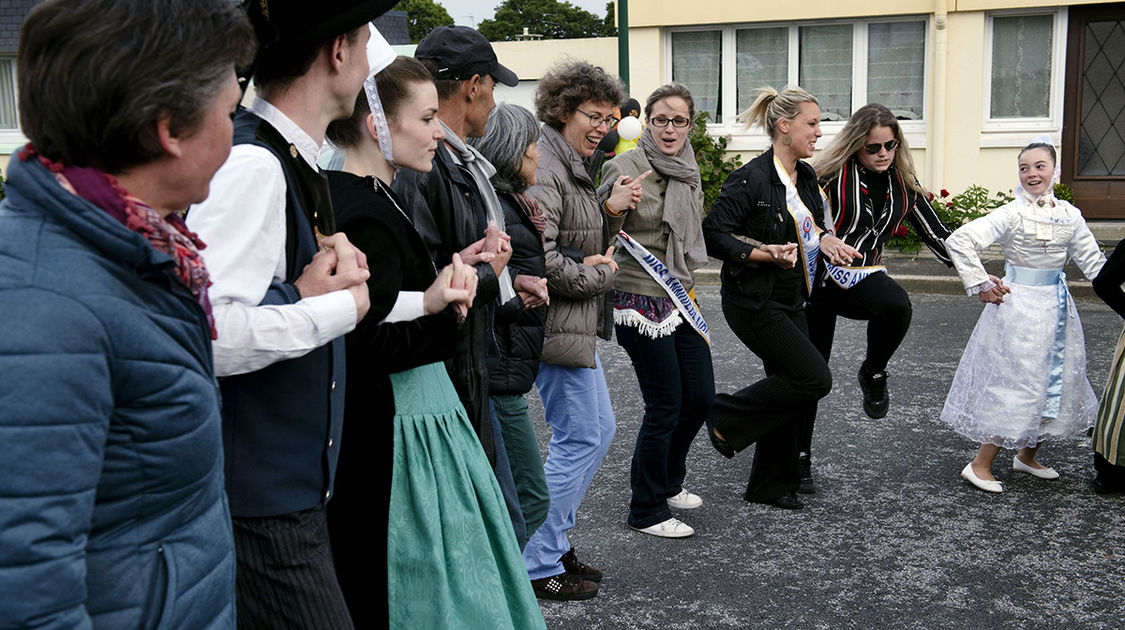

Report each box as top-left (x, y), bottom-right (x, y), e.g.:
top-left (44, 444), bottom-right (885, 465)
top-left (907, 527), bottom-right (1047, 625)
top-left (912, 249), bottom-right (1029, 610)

top-left (942, 139), bottom-right (1106, 493)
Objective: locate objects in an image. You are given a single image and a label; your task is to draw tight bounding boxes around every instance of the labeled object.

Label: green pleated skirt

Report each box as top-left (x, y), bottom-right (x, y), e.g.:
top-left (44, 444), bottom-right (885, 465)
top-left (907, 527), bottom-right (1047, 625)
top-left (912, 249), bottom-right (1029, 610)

top-left (386, 362), bottom-right (546, 629)
top-left (1095, 325), bottom-right (1125, 467)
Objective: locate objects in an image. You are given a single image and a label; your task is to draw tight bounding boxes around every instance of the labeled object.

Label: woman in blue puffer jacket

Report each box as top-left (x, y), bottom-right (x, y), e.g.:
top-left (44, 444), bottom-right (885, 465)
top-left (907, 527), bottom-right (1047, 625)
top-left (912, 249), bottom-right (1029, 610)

top-left (0, 1), bottom-right (253, 628)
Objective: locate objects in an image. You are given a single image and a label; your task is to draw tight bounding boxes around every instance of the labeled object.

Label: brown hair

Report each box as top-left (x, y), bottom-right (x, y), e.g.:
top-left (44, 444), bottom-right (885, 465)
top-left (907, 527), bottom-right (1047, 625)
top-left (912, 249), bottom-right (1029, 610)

top-left (534, 61), bottom-right (625, 131)
top-left (812, 103), bottom-right (925, 196)
top-left (644, 83), bottom-right (695, 121)
top-left (253, 25), bottom-right (364, 91)
top-left (18, 0), bottom-right (254, 172)
top-left (326, 56), bottom-right (435, 149)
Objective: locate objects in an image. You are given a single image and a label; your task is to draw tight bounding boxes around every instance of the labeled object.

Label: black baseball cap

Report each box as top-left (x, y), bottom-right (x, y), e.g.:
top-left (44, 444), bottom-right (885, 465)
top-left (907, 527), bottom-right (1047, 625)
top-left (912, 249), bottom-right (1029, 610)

top-left (414, 25), bottom-right (519, 87)
top-left (244, 0), bottom-right (400, 49)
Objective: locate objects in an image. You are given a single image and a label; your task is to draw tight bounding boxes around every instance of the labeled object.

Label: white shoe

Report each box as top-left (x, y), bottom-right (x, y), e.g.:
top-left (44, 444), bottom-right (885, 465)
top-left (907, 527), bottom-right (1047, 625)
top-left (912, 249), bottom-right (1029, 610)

top-left (961, 463), bottom-right (1003, 493)
top-left (1013, 455), bottom-right (1060, 480)
top-left (666, 489), bottom-right (703, 509)
top-left (630, 517), bottom-right (695, 538)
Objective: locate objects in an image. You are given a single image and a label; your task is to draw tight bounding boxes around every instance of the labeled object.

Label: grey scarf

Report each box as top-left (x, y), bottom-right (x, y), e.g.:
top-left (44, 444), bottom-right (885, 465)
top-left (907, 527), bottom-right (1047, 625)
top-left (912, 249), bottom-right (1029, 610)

top-left (639, 130), bottom-right (708, 284)
top-left (441, 121), bottom-right (515, 302)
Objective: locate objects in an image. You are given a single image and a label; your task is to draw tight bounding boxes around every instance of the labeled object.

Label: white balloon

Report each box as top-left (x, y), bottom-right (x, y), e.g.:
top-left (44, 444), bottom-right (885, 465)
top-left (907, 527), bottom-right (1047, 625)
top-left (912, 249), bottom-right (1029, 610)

top-left (617, 116), bottom-right (642, 141)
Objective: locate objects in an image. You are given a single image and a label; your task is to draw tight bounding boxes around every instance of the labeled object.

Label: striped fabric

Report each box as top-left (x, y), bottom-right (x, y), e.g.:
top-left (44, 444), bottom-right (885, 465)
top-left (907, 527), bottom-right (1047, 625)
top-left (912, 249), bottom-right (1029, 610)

top-left (232, 507), bottom-right (355, 629)
top-left (1095, 325), bottom-right (1125, 466)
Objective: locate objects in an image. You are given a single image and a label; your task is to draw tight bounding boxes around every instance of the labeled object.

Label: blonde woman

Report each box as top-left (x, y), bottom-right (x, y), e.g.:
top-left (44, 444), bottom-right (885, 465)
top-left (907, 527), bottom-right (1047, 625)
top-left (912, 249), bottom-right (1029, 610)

top-left (796, 103), bottom-right (955, 492)
top-left (702, 86), bottom-right (858, 510)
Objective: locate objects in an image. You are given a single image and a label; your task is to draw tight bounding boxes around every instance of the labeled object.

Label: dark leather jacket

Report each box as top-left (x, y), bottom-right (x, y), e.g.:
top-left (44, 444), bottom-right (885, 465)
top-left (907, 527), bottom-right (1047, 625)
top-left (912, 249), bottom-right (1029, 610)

top-left (703, 147), bottom-right (825, 310)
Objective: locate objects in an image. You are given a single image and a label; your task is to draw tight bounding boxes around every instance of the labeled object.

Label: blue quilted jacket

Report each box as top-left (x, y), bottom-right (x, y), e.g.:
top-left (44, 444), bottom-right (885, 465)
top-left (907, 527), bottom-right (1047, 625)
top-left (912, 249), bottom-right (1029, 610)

top-left (0, 154), bottom-right (235, 629)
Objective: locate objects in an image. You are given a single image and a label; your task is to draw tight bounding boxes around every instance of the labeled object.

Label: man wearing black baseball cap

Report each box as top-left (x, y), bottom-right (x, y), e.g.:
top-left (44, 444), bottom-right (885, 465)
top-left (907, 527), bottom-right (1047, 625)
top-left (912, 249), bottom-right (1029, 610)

top-left (186, 2), bottom-right (396, 628)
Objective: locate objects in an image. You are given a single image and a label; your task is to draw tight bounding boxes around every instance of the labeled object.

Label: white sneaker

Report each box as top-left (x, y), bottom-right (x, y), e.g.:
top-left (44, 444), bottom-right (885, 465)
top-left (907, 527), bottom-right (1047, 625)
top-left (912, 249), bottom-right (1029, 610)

top-left (630, 517), bottom-right (695, 538)
top-left (666, 489), bottom-right (703, 509)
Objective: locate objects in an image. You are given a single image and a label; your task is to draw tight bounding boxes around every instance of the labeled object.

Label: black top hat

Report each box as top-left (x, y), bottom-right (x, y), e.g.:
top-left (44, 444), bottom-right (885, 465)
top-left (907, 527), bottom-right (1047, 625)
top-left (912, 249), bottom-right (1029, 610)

top-left (244, 0), bottom-right (400, 49)
top-left (414, 25), bottom-right (518, 87)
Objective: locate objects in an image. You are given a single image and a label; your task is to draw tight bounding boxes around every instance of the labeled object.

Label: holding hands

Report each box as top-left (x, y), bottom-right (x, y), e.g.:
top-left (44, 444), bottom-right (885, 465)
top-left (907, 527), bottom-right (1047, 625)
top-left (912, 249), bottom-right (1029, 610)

top-left (978, 274), bottom-right (1011, 305)
top-left (761, 243), bottom-right (799, 269)
top-left (459, 221), bottom-right (513, 278)
top-left (514, 274), bottom-right (549, 308)
top-left (605, 170), bottom-right (653, 214)
top-left (584, 245), bottom-right (619, 272)
top-left (424, 252), bottom-right (478, 321)
top-left (819, 234), bottom-right (861, 267)
top-left (295, 232), bottom-right (371, 322)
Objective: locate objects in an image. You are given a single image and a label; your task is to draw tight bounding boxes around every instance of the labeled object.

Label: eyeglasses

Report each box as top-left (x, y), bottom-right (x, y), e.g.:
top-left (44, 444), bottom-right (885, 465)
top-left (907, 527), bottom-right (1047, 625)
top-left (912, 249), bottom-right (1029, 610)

top-left (863, 139), bottom-right (900, 154)
top-left (649, 116), bottom-right (691, 128)
top-left (574, 108), bottom-right (620, 129)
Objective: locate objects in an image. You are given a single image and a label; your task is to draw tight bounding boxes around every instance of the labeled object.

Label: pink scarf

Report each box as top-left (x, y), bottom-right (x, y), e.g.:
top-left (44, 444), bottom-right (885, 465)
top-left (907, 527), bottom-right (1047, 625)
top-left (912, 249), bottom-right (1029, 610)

top-left (20, 145), bottom-right (216, 339)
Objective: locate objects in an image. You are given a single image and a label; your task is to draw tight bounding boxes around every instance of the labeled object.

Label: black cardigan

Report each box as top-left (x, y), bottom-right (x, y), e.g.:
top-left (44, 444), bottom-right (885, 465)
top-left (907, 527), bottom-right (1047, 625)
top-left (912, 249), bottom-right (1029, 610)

top-left (702, 148), bottom-right (825, 310)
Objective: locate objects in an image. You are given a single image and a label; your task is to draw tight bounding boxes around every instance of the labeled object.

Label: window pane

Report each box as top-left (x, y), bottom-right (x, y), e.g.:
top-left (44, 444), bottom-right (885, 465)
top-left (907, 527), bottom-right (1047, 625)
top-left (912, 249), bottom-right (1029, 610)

top-left (800, 24), bottom-right (852, 121)
top-left (0, 59), bottom-right (15, 129)
top-left (736, 28), bottom-right (788, 117)
top-left (671, 31), bottom-right (722, 124)
top-left (990, 15), bottom-right (1052, 119)
top-left (867, 22), bottom-right (925, 120)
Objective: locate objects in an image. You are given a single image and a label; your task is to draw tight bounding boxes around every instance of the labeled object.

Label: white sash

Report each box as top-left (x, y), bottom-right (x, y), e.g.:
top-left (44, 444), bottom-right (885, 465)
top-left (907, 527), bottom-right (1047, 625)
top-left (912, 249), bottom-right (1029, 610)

top-left (615, 230), bottom-right (710, 344)
top-left (772, 156), bottom-right (885, 291)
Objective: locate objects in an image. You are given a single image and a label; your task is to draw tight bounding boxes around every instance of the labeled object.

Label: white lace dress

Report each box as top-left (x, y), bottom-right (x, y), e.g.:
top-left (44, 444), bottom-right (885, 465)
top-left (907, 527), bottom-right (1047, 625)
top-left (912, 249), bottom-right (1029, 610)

top-left (940, 198), bottom-right (1106, 448)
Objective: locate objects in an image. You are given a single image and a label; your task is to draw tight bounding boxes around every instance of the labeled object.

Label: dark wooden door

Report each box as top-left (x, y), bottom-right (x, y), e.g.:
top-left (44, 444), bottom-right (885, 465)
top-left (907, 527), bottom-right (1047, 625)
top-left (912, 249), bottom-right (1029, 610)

top-left (1062, 2), bottom-right (1125, 218)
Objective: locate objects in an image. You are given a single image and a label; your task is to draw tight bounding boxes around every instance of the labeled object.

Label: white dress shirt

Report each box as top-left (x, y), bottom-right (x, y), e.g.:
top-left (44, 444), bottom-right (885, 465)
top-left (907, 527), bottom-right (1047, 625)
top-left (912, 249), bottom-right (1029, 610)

top-left (187, 98), bottom-right (357, 377)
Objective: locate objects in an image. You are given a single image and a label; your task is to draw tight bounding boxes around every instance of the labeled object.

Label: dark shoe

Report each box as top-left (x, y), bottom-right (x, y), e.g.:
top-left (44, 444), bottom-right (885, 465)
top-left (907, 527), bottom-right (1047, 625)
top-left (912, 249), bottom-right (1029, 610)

top-left (750, 492), bottom-right (804, 510)
top-left (560, 547), bottom-right (603, 583)
top-left (1091, 476), bottom-right (1124, 495)
top-left (858, 365), bottom-right (889, 419)
top-left (706, 419), bottom-right (734, 459)
top-left (531, 573), bottom-right (598, 601)
top-left (798, 453), bottom-right (815, 494)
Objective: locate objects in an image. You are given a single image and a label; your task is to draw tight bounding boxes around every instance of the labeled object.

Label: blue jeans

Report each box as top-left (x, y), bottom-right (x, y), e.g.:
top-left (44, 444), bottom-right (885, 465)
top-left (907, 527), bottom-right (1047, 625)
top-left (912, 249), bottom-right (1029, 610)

top-left (616, 321), bottom-right (714, 528)
top-left (523, 354), bottom-right (616, 580)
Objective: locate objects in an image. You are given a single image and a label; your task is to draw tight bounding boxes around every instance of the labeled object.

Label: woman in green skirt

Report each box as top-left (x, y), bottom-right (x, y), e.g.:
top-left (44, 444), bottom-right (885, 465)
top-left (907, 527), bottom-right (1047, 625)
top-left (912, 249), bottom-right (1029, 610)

top-left (326, 52), bottom-right (546, 628)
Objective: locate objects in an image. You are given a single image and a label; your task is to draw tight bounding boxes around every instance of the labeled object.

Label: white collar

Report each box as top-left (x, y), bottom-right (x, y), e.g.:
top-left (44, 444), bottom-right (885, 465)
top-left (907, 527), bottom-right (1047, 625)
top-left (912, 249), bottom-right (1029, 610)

top-left (249, 97), bottom-right (321, 171)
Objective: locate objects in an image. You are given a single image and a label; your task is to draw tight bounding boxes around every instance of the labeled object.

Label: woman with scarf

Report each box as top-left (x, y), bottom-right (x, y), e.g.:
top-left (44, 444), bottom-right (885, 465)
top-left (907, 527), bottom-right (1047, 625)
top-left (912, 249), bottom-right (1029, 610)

top-left (471, 103), bottom-right (553, 549)
top-left (702, 85), bottom-right (858, 510)
top-left (324, 55), bottom-right (545, 628)
top-left (942, 139), bottom-right (1105, 494)
top-left (0, 1), bottom-right (253, 626)
top-left (600, 83), bottom-right (714, 538)
top-left (798, 103), bottom-right (955, 492)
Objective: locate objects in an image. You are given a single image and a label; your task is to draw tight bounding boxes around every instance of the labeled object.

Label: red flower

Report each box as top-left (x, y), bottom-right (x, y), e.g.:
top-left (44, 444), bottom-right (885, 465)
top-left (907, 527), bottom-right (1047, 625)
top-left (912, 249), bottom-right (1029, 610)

top-left (926, 191), bottom-right (935, 202)
top-left (894, 224), bottom-right (909, 237)
top-left (946, 201), bottom-right (954, 209)
top-left (940, 188), bottom-right (951, 198)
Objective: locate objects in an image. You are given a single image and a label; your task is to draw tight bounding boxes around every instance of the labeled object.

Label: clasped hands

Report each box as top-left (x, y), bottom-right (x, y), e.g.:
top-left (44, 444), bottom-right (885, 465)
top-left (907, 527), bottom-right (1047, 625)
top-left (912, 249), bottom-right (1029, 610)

top-left (978, 275), bottom-right (1011, 305)
top-left (605, 170), bottom-right (652, 214)
top-left (756, 234), bottom-right (860, 269)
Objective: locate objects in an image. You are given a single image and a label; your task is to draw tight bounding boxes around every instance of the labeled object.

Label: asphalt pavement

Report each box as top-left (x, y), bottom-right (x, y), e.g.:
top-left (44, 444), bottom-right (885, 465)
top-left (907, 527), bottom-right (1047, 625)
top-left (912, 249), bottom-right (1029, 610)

top-left (528, 284), bottom-right (1125, 630)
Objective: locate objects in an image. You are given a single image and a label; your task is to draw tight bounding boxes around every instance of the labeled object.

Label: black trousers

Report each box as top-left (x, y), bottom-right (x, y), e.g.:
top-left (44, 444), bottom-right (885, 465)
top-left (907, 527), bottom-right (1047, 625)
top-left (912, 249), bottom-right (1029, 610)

top-left (799, 273), bottom-right (912, 453)
top-left (1094, 452), bottom-right (1125, 491)
top-left (233, 506), bottom-right (354, 630)
top-left (710, 300), bottom-right (832, 502)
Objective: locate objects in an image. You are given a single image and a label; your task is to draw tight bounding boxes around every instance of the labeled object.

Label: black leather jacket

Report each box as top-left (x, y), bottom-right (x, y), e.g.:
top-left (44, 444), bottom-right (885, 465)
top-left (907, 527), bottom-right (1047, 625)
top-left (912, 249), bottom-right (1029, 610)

top-left (702, 147), bottom-right (826, 310)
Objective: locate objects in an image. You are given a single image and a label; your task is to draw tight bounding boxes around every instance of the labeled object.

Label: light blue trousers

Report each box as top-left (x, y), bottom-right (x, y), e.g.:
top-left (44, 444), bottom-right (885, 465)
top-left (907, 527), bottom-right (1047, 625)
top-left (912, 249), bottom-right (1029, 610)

top-left (523, 353), bottom-right (616, 579)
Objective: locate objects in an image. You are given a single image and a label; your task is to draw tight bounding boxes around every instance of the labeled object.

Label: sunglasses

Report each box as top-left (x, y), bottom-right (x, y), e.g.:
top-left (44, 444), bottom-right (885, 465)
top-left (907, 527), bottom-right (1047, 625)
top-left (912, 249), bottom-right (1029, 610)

top-left (863, 139), bottom-right (900, 154)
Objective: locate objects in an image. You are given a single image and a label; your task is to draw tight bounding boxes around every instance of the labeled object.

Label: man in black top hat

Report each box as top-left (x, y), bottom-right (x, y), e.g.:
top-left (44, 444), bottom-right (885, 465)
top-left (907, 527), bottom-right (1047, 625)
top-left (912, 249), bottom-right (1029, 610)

top-left (186, 1), bottom-right (396, 628)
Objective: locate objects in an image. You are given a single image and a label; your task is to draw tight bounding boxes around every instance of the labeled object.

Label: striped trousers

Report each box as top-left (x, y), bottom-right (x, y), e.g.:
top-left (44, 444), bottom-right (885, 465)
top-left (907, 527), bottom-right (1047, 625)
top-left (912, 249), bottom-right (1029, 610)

top-left (233, 506), bottom-right (354, 629)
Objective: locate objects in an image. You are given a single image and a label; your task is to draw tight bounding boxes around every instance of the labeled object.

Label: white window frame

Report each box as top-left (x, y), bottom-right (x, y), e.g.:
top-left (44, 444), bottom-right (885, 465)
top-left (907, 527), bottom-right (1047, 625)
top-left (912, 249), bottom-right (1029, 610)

top-left (664, 16), bottom-right (930, 152)
top-left (980, 7), bottom-right (1067, 147)
top-left (0, 56), bottom-right (25, 153)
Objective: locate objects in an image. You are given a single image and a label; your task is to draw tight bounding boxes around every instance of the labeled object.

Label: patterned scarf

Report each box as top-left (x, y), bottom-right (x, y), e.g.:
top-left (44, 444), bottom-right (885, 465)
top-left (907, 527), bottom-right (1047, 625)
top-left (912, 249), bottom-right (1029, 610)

top-left (19, 145), bottom-right (216, 339)
top-left (511, 191), bottom-right (546, 247)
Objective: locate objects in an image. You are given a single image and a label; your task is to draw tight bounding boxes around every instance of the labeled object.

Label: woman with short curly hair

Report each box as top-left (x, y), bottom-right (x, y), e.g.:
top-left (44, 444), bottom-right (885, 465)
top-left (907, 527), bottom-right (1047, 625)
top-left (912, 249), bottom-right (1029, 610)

top-left (521, 61), bottom-right (641, 601)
